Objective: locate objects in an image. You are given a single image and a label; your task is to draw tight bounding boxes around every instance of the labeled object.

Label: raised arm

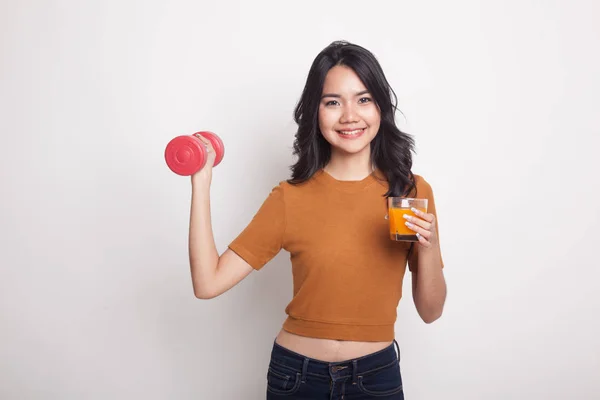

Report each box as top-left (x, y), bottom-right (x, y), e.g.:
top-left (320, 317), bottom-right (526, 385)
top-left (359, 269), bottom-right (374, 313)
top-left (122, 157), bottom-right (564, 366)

top-left (188, 135), bottom-right (253, 299)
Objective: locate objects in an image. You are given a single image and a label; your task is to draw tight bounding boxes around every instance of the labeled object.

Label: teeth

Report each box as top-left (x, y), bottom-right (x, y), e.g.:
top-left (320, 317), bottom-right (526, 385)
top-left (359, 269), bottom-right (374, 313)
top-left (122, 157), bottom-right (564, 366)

top-left (338, 129), bottom-right (364, 136)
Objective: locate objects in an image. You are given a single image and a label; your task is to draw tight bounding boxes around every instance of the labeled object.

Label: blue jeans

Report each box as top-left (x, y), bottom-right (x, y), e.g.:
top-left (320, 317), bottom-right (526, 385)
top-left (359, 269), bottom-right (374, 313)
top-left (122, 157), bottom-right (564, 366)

top-left (266, 339), bottom-right (404, 399)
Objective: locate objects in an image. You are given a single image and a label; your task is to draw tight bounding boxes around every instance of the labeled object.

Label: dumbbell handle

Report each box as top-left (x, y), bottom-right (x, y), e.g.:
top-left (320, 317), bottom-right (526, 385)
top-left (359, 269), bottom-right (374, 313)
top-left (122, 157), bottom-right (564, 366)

top-left (164, 131), bottom-right (224, 176)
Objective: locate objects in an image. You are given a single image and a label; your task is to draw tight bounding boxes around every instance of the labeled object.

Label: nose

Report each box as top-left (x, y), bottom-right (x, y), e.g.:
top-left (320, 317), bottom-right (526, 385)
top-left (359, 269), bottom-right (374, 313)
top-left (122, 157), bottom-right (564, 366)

top-left (340, 103), bottom-right (359, 124)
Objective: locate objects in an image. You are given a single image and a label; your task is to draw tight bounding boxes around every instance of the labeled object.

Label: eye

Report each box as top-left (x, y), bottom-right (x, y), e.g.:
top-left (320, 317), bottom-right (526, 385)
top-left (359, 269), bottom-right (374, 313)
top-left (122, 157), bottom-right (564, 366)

top-left (325, 100), bottom-right (340, 106)
top-left (359, 97), bottom-right (372, 104)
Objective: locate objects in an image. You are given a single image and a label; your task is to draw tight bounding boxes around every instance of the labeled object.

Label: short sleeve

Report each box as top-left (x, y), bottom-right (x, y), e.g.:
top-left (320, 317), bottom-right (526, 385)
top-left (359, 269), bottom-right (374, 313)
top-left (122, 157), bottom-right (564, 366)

top-left (228, 183), bottom-right (286, 271)
top-left (408, 177), bottom-right (444, 272)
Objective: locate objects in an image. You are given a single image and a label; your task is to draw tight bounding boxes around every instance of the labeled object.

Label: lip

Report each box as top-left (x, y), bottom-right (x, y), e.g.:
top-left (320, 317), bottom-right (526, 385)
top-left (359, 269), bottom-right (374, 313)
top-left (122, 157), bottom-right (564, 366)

top-left (336, 128), bottom-right (366, 139)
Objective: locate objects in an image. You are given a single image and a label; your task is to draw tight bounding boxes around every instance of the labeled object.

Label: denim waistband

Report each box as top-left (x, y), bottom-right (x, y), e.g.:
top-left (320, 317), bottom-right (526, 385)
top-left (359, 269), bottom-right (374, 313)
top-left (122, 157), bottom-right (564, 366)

top-left (269, 339), bottom-right (400, 383)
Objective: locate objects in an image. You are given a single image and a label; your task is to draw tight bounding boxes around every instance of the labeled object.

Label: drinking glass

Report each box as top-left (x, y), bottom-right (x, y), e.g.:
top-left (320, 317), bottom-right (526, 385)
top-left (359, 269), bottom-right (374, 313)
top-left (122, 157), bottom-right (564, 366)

top-left (388, 198), bottom-right (428, 241)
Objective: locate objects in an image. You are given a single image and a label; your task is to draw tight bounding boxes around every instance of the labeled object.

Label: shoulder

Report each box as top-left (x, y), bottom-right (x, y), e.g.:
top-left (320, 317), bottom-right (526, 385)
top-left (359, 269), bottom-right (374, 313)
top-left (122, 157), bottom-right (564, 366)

top-left (413, 174), bottom-right (431, 189)
top-left (265, 178), bottom-right (310, 199)
top-left (412, 174), bottom-right (434, 197)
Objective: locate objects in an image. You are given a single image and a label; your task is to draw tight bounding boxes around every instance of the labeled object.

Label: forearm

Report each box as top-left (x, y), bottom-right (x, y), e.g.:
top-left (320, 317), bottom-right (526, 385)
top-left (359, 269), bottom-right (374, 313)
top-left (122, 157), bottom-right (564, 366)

top-left (413, 247), bottom-right (446, 323)
top-left (188, 184), bottom-right (220, 298)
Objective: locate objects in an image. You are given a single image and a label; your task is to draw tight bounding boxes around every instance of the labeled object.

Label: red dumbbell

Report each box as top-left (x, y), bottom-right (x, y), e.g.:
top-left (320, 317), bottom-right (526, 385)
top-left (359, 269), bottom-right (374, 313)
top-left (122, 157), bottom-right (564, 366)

top-left (164, 131), bottom-right (225, 176)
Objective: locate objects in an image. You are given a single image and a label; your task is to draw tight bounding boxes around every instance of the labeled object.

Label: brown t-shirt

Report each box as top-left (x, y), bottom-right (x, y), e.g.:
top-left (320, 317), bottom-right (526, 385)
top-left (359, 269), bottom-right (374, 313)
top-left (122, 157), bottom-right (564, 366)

top-left (228, 169), bottom-right (443, 341)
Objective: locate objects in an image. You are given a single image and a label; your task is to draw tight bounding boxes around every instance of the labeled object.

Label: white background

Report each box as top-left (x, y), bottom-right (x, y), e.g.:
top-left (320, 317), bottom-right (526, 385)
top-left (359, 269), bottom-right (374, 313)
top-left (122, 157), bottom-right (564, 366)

top-left (1, 1), bottom-right (599, 399)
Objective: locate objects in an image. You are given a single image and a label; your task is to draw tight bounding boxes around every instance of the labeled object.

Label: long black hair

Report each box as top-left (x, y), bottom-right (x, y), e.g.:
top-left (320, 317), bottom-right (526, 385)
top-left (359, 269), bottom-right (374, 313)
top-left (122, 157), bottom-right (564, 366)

top-left (287, 40), bottom-right (416, 198)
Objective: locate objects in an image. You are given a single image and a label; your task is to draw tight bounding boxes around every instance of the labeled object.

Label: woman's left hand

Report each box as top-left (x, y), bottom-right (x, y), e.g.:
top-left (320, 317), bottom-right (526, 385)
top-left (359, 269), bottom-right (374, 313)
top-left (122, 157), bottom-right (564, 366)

top-left (403, 208), bottom-right (439, 249)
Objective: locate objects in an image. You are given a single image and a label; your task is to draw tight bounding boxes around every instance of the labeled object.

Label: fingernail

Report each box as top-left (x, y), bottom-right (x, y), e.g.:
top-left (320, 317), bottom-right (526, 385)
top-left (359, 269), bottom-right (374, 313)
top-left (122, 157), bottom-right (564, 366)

top-left (405, 221), bottom-right (412, 227)
top-left (411, 207), bottom-right (419, 214)
top-left (403, 214), bottom-right (411, 221)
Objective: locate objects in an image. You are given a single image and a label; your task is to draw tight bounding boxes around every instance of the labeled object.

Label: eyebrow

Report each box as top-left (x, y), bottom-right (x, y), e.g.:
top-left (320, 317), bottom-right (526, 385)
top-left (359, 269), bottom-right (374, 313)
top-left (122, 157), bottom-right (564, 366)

top-left (321, 90), bottom-right (371, 99)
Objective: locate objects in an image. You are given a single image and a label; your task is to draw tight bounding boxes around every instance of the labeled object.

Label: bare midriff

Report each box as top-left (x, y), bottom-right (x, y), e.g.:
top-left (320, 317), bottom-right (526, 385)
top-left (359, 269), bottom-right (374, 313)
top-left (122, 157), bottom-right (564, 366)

top-left (274, 329), bottom-right (393, 362)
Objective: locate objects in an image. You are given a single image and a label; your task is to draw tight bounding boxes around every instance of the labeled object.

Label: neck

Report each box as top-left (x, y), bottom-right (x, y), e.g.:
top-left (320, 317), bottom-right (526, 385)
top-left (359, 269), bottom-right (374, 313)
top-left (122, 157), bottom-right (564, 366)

top-left (324, 147), bottom-right (373, 181)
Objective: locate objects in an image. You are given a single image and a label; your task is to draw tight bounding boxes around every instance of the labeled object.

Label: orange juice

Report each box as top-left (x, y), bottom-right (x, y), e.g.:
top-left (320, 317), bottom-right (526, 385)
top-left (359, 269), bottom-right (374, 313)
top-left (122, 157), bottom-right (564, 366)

top-left (389, 207), bottom-right (427, 241)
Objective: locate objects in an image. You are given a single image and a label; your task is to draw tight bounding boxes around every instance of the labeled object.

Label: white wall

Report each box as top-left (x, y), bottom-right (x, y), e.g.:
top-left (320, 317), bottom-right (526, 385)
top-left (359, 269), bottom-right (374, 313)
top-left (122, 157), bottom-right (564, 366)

top-left (1, 1), bottom-right (599, 399)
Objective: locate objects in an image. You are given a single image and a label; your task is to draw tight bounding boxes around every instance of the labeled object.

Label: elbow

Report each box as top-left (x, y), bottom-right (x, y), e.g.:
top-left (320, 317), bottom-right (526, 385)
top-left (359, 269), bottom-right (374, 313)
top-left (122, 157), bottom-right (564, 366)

top-left (194, 290), bottom-right (216, 300)
top-left (193, 285), bottom-right (218, 300)
top-left (194, 289), bottom-right (219, 300)
top-left (421, 311), bottom-right (442, 324)
top-left (418, 305), bottom-right (444, 324)
top-left (191, 272), bottom-right (219, 299)
top-left (415, 287), bottom-right (447, 324)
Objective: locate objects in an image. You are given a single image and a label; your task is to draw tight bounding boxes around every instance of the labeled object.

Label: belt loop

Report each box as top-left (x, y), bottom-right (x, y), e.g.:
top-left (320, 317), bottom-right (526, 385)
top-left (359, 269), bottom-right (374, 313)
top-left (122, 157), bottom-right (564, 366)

top-left (301, 358), bottom-right (309, 383)
top-left (394, 339), bottom-right (400, 361)
top-left (352, 360), bottom-right (358, 384)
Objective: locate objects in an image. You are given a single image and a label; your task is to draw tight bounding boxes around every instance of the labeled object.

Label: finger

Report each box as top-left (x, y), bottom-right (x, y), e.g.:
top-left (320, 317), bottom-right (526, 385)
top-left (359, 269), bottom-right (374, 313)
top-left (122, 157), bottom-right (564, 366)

top-left (403, 214), bottom-right (431, 230)
top-left (405, 221), bottom-right (432, 239)
top-left (411, 208), bottom-right (435, 224)
top-left (193, 133), bottom-right (210, 146)
top-left (415, 232), bottom-right (431, 247)
top-left (193, 134), bottom-right (215, 153)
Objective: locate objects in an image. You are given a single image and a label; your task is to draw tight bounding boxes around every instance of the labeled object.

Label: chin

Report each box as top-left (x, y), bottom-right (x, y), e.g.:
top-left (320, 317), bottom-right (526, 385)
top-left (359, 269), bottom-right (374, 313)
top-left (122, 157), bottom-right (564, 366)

top-left (334, 143), bottom-right (370, 155)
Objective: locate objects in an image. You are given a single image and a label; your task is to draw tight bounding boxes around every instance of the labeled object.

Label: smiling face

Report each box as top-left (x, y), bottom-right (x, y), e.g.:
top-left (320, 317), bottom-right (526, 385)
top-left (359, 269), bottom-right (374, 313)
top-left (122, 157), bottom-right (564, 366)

top-left (318, 65), bottom-right (381, 158)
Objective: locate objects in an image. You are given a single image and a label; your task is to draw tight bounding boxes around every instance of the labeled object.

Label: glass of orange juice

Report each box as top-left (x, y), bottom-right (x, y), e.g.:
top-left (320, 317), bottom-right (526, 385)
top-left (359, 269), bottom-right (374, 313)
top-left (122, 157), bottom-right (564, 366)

top-left (387, 198), bottom-right (428, 241)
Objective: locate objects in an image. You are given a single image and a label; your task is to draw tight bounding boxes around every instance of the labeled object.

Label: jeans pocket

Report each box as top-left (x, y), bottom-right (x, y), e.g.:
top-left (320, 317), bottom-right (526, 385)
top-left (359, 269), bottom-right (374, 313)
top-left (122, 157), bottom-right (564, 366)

top-left (357, 361), bottom-right (404, 397)
top-left (266, 364), bottom-right (301, 396)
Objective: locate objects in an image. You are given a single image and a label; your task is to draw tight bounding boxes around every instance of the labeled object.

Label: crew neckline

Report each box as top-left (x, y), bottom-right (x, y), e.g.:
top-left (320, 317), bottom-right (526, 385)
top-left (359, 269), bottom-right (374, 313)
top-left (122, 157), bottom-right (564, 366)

top-left (315, 168), bottom-right (385, 193)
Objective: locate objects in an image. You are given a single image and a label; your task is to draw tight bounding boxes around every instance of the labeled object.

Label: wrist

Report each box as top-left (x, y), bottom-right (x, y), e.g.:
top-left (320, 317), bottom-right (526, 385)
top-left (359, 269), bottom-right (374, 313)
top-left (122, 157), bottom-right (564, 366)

top-left (191, 177), bottom-right (211, 194)
top-left (419, 243), bottom-right (441, 261)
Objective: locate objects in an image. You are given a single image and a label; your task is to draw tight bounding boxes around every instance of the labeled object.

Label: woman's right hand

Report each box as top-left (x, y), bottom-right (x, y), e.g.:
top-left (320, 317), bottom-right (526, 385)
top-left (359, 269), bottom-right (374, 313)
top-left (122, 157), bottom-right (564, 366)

top-left (190, 133), bottom-right (217, 188)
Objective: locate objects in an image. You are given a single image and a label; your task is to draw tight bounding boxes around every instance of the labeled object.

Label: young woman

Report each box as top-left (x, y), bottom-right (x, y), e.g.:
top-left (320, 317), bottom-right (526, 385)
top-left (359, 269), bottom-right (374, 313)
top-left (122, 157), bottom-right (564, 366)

top-left (188, 41), bottom-right (446, 399)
